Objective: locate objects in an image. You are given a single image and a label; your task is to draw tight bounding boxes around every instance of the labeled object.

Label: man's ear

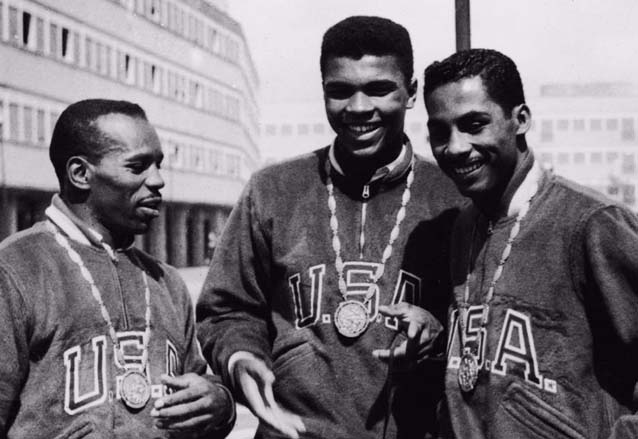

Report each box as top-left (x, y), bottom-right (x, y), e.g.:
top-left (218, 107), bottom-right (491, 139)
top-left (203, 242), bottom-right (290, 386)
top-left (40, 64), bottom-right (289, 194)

top-left (66, 156), bottom-right (92, 191)
top-left (406, 78), bottom-right (418, 109)
top-left (513, 103), bottom-right (531, 135)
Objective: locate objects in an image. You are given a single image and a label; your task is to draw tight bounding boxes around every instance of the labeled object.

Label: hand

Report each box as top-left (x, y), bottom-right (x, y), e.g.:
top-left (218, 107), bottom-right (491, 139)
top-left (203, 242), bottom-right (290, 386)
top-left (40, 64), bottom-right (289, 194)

top-left (151, 373), bottom-right (233, 432)
top-left (233, 356), bottom-right (305, 439)
top-left (373, 302), bottom-right (443, 364)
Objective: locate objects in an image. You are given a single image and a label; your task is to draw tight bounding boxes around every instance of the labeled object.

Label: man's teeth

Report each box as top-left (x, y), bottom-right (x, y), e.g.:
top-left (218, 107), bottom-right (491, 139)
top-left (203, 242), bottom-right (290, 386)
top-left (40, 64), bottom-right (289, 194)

top-left (348, 124), bottom-right (378, 134)
top-left (454, 161), bottom-right (483, 175)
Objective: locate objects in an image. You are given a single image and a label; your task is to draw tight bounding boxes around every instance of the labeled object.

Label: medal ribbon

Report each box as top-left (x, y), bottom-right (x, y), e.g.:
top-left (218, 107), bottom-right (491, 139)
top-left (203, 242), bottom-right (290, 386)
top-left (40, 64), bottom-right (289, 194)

top-left (326, 161), bottom-right (414, 301)
top-left (458, 177), bottom-right (539, 352)
top-left (48, 222), bottom-right (152, 371)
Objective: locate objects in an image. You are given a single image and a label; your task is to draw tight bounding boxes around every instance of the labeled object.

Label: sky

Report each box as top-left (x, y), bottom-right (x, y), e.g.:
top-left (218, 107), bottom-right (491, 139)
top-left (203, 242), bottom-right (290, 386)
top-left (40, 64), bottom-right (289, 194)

top-left (227, 0), bottom-right (638, 108)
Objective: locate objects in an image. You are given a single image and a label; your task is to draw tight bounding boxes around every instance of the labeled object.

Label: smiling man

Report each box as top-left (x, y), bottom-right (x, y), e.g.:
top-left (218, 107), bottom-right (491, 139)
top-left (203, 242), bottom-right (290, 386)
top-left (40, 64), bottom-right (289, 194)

top-left (197, 16), bottom-right (463, 439)
top-left (0, 99), bottom-right (234, 438)
top-left (424, 49), bottom-right (638, 438)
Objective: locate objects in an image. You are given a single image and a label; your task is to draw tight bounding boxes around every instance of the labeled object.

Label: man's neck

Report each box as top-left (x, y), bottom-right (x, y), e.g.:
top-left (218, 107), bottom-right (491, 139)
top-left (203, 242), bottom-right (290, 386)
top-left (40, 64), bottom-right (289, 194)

top-left (473, 149), bottom-right (534, 219)
top-left (333, 139), bottom-right (402, 181)
top-left (62, 197), bottom-right (132, 250)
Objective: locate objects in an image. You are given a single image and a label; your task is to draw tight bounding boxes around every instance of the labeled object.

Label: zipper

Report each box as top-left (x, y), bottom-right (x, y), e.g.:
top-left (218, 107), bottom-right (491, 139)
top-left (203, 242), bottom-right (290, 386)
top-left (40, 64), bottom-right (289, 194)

top-left (362, 184), bottom-right (370, 199)
top-left (108, 252), bottom-right (130, 329)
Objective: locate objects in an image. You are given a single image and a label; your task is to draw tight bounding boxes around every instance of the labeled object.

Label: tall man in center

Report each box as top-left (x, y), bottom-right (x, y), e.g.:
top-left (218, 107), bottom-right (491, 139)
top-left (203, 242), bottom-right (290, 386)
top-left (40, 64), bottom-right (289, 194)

top-left (197, 16), bottom-right (463, 438)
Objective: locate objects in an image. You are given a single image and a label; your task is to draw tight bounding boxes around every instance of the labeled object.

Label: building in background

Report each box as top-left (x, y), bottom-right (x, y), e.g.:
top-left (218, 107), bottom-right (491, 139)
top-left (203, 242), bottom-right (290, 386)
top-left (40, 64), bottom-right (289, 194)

top-left (529, 83), bottom-right (638, 210)
top-left (261, 83), bottom-right (638, 212)
top-left (0, 0), bottom-right (260, 266)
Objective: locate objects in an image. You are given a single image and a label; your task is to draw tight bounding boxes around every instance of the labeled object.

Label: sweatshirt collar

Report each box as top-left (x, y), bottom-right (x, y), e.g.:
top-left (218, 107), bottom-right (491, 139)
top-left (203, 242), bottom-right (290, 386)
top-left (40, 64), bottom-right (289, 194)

top-left (328, 137), bottom-right (414, 184)
top-left (45, 194), bottom-right (131, 258)
top-left (502, 151), bottom-right (543, 218)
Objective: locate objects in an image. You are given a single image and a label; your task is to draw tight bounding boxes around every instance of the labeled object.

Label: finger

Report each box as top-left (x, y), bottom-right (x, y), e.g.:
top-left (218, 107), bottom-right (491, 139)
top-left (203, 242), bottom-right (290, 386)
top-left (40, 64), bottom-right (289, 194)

top-left (372, 341), bottom-right (408, 361)
top-left (151, 398), bottom-right (208, 419)
top-left (155, 385), bottom-right (203, 409)
top-left (378, 303), bottom-right (410, 317)
top-left (160, 373), bottom-right (192, 390)
top-left (155, 412), bottom-right (213, 430)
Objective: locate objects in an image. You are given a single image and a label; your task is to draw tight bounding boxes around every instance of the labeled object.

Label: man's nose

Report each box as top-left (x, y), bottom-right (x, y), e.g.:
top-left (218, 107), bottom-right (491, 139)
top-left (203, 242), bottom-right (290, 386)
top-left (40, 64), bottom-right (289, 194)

top-left (446, 129), bottom-right (471, 156)
top-left (346, 91), bottom-right (373, 114)
top-left (146, 164), bottom-right (165, 190)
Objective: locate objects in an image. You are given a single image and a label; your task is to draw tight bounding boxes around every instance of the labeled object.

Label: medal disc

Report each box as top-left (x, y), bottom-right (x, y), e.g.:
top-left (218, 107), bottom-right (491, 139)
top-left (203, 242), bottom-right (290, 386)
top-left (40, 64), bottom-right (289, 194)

top-left (334, 300), bottom-right (369, 338)
top-left (458, 348), bottom-right (480, 393)
top-left (121, 370), bottom-right (151, 409)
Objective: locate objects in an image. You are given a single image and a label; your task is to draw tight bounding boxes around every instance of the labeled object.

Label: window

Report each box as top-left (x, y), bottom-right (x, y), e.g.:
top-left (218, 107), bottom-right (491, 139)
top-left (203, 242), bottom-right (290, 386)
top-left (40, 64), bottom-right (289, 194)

top-left (73, 32), bottom-right (81, 65)
top-left (23, 106), bottom-right (33, 143)
top-left (104, 46), bottom-right (112, 77)
top-left (590, 119), bottom-right (602, 131)
top-left (573, 119), bottom-right (585, 131)
top-left (591, 152), bottom-right (602, 164)
top-left (61, 27), bottom-right (70, 60)
top-left (606, 118), bottom-right (618, 130)
top-left (573, 153), bottom-right (585, 164)
top-left (557, 153), bottom-right (569, 164)
top-left (607, 152), bottom-right (619, 163)
top-left (9, 7), bottom-right (19, 45)
top-left (36, 109), bottom-right (45, 144)
top-left (540, 153), bottom-right (553, 165)
top-left (50, 23), bottom-right (58, 57)
top-left (9, 103), bottom-right (19, 140)
top-left (622, 154), bottom-right (635, 174)
top-left (541, 120), bottom-right (553, 142)
top-left (85, 36), bottom-right (93, 70)
top-left (313, 123), bottom-right (325, 134)
top-left (621, 118), bottom-right (635, 141)
top-left (622, 185), bottom-right (635, 205)
top-left (36, 17), bottom-right (44, 53)
top-left (95, 42), bottom-right (103, 73)
top-left (22, 12), bottom-right (31, 46)
top-left (297, 124), bottom-right (309, 135)
top-left (265, 124), bottom-right (277, 136)
top-left (557, 119), bottom-right (569, 131)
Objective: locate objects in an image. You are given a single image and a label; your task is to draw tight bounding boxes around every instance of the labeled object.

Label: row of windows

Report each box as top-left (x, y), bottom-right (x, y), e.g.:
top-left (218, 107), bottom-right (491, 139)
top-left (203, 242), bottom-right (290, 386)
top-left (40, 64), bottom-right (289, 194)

top-left (538, 117), bottom-right (636, 142)
top-left (163, 137), bottom-right (241, 178)
top-left (0, 97), bottom-right (243, 179)
top-left (1, 1), bottom-right (242, 122)
top-left (539, 150), bottom-right (638, 174)
top-left (108, 0), bottom-right (240, 63)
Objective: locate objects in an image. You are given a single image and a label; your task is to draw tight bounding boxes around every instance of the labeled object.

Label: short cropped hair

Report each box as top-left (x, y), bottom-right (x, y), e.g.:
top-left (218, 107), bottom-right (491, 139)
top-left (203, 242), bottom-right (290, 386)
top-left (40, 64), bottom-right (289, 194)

top-left (320, 16), bottom-right (413, 85)
top-left (423, 49), bottom-right (525, 114)
top-left (49, 99), bottom-right (147, 188)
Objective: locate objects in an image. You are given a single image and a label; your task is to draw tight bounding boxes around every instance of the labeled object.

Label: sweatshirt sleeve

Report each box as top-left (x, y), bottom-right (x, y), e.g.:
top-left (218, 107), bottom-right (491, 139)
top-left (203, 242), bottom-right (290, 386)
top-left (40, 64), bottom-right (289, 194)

top-left (0, 264), bottom-right (30, 436)
top-left (196, 179), bottom-right (273, 387)
top-left (574, 205), bottom-right (638, 433)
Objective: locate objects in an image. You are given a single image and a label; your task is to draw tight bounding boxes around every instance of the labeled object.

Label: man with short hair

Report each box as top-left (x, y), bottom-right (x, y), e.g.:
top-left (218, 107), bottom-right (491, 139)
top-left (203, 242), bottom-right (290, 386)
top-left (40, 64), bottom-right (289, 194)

top-left (0, 99), bottom-right (234, 438)
top-left (197, 16), bottom-right (462, 439)
top-left (423, 49), bottom-right (638, 438)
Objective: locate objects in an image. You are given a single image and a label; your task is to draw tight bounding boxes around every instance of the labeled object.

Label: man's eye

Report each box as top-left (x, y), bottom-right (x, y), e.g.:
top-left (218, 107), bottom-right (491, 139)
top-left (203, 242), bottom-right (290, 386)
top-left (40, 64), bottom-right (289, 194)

top-left (460, 120), bottom-right (487, 134)
top-left (324, 86), bottom-right (353, 100)
top-left (127, 163), bottom-right (147, 173)
top-left (364, 86), bottom-right (394, 97)
top-left (427, 125), bottom-right (449, 144)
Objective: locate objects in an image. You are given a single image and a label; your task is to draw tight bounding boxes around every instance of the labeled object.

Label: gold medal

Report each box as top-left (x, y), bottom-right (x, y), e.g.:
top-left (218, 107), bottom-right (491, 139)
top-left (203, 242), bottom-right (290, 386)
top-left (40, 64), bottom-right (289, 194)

top-left (121, 369), bottom-right (151, 410)
top-left (334, 300), bottom-right (369, 338)
top-left (458, 347), bottom-right (479, 393)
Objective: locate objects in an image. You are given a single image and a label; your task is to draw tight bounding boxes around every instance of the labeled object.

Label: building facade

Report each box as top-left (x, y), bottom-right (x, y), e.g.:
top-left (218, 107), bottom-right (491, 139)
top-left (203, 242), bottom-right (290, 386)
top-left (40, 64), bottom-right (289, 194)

top-left (528, 83), bottom-right (638, 210)
top-left (0, 0), bottom-right (260, 266)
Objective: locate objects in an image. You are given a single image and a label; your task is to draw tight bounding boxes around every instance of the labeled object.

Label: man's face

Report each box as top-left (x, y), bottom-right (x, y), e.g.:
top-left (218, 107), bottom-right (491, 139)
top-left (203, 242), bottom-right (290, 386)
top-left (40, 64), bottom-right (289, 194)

top-left (425, 76), bottom-right (528, 199)
top-left (87, 114), bottom-right (164, 237)
top-left (323, 55), bottom-right (416, 161)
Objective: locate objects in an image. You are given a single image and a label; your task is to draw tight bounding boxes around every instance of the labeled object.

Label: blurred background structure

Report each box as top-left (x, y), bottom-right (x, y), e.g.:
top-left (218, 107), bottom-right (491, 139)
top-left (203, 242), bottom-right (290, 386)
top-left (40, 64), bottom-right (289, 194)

top-left (0, 0), bottom-right (260, 266)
